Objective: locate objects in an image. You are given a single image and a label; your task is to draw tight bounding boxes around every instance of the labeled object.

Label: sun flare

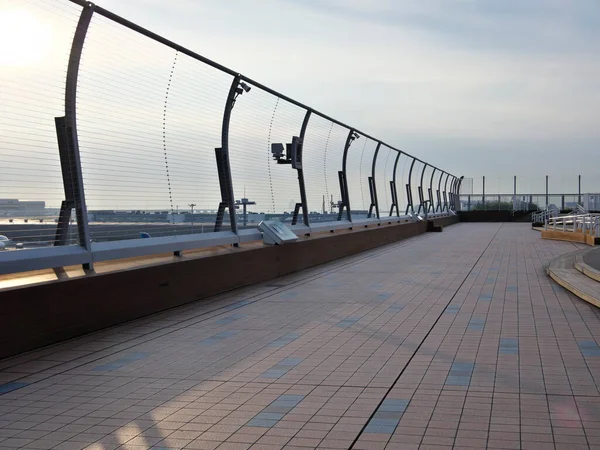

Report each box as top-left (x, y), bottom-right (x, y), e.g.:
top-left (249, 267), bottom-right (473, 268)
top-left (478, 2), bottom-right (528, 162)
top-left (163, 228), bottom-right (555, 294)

top-left (0, 9), bottom-right (52, 67)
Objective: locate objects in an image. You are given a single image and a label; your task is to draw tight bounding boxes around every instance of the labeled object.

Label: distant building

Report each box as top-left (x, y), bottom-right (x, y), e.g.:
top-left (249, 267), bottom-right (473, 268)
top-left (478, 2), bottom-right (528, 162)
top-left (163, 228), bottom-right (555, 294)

top-left (583, 194), bottom-right (600, 212)
top-left (0, 199), bottom-right (46, 214)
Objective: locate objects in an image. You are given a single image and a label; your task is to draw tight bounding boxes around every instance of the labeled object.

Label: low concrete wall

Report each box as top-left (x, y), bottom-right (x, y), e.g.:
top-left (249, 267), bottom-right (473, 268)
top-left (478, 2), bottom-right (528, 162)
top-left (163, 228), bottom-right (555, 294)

top-left (458, 211), bottom-right (514, 222)
top-left (0, 216), bottom-right (458, 359)
top-left (541, 229), bottom-right (599, 246)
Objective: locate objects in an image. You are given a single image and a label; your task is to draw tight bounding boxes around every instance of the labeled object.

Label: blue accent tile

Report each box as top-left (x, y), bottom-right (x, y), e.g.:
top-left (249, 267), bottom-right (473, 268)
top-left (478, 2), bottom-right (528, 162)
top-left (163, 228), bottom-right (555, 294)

top-left (254, 412), bottom-right (285, 421)
top-left (215, 330), bottom-right (238, 338)
top-left (268, 332), bottom-right (300, 348)
top-left (485, 277), bottom-right (496, 284)
top-left (377, 293), bottom-right (392, 301)
top-left (336, 317), bottom-right (359, 328)
top-left (260, 359), bottom-right (303, 378)
top-left (216, 314), bottom-right (245, 325)
top-left (499, 338), bottom-right (519, 354)
top-left (479, 293), bottom-right (492, 301)
top-left (276, 394), bottom-right (304, 403)
top-left (444, 305), bottom-right (460, 314)
top-left (468, 318), bottom-right (485, 331)
top-left (369, 418), bottom-right (399, 427)
top-left (92, 352), bottom-right (148, 372)
top-left (446, 362), bottom-right (475, 386)
top-left (579, 340), bottom-right (600, 356)
top-left (364, 424), bottom-right (397, 434)
top-left (364, 413), bottom-right (400, 434)
top-left (0, 382), bottom-right (29, 394)
top-left (506, 286), bottom-right (518, 292)
top-left (200, 330), bottom-right (238, 345)
top-left (247, 418), bottom-right (279, 427)
top-left (386, 304), bottom-right (404, 313)
top-left (222, 300), bottom-right (250, 312)
top-left (260, 369), bottom-right (288, 378)
top-left (379, 399), bottom-right (409, 413)
top-left (248, 394), bottom-right (305, 427)
top-left (451, 362), bottom-right (475, 371)
top-left (445, 376), bottom-right (470, 386)
top-left (279, 357), bottom-right (303, 366)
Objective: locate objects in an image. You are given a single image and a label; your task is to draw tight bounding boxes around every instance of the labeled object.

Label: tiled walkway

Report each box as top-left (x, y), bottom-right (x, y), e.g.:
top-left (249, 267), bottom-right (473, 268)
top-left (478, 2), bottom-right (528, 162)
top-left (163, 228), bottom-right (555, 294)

top-left (1, 223), bottom-right (600, 450)
top-left (584, 248), bottom-right (600, 271)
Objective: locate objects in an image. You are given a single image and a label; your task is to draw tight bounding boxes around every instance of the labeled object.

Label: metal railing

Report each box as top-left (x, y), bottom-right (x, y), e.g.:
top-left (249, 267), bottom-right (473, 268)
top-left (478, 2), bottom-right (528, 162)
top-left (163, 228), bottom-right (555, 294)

top-left (458, 194), bottom-right (583, 213)
top-left (0, 0), bottom-right (461, 275)
top-left (546, 213), bottom-right (600, 238)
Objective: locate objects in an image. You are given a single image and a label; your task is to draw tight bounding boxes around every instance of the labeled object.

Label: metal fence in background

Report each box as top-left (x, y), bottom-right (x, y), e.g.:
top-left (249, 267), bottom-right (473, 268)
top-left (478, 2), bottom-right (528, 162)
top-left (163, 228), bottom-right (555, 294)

top-left (0, 0), bottom-right (460, 275)
top-left (459, 175), bottom-right (600, 212)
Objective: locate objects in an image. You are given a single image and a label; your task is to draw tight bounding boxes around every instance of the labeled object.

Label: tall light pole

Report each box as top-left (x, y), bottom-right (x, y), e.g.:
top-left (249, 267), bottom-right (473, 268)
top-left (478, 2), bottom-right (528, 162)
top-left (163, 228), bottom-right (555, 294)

top-left (188, 203), bottom-right (196, 233)
top-left (235, 198), bottom-right (256, 228)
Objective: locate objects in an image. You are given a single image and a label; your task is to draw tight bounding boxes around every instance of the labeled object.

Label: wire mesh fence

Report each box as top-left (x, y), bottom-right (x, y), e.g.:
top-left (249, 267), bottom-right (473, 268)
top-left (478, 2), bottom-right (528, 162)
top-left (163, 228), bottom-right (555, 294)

top-left (459, 175), bottom-right (596, 211)
top-left (0, 0), bottom-right (460, 273)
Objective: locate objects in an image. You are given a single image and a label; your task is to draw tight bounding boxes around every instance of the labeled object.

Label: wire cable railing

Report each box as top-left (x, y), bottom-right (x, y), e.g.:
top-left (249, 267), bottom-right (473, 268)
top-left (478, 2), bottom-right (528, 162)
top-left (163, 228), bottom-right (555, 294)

top-left (0, 0), bottom-right (461, 275)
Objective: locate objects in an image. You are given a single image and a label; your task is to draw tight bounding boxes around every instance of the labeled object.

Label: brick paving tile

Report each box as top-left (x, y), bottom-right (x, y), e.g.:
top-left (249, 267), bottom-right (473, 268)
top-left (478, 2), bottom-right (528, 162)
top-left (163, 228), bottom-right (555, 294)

top-left (1, 224), bottom-right (599, 449)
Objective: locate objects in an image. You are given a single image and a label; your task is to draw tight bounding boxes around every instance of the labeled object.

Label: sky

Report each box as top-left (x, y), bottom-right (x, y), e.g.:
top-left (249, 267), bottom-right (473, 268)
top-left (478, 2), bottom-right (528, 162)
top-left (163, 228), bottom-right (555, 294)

top-left (1, 0), bottom-right (599, 212)
top-left (95, 0), bottom-right (600, 192)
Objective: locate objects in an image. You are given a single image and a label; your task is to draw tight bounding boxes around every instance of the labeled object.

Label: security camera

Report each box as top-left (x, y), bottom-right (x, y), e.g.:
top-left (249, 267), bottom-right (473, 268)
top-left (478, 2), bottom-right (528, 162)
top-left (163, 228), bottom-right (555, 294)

top-left (271, 143), bottom-right (284, 160)
top-left (239, 82), bottom-right (251, 93)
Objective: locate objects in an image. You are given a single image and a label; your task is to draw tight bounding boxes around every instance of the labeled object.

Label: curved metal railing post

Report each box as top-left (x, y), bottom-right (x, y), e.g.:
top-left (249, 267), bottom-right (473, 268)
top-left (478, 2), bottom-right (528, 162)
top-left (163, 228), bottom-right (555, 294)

top-left (54, 3), bottom-right (95, 270)
top-left (436, 171), bottom-right (445, 212)
top-left (368, 142), bottom-right (381, 219)
top-left (447, 176), bottom-right (454, 211)
top-left (214, 75), bottom-right (240, 235)
top-left (295, 110), bottom-right (312, 227)
top-left (417, 163), bottom-right (428, 214)
top-left (405, 158), bottom-right (416, 215)
top-left (449, 176), bottom-right (458, 211)
top-left (338, 129), bottom-right (357, 222)
top-left (389, 150), bottom-right (402, 217)
top-left (443, 173), bottom-right (451, 212)
top-left (454, 176), bottom-right (460, 210)
top-left (455, 176), bottom-right (464, 211)
top-left (428, 168), bottom-right (436, 213)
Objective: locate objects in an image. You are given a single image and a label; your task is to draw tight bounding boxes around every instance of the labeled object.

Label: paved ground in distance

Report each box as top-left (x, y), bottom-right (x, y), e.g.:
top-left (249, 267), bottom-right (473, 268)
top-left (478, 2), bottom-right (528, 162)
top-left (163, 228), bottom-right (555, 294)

top-left (584, 248), bottom-right (600, 272)
top-left (1, 223), bottom-right (599, 450)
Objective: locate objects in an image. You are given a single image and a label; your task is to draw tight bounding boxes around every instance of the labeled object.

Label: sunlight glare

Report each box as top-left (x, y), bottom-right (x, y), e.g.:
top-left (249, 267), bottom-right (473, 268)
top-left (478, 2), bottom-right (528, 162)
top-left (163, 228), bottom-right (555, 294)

top-left (0, 9), bottom-right (52, 67)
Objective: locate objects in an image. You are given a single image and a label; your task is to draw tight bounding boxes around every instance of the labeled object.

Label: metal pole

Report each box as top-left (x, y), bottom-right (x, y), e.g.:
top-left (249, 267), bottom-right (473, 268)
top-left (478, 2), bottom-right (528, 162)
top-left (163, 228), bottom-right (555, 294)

top-left (390, 150), bottom-right (402, 217)
top-left (437, 170), bottom-right (445, 212)
top-left (297, 110), bottom-right (311, 227)
top-left (456, 176), bottom-right (464, 211)
top-left (482, 175), bottom-right (486, 211)
top-left (370, 143), bottom-right (381, 219)
top-left (452, 176), bottom-right (460, 211)
top-left (429, 168), bottom-right (436, 213)
top-left (57, 4), bottom-right (95, 270)
top-left (340, 129), bottom-right (356, 222)
top-left (215, 75), bottom-right (240, 235)
top-left (418, 163), bottom-right (428, 214)
top-left (578, 174), bottom-right (581, 205)
top-left (545, 175), bottom-right (549, 209)
top-left (405, 158), bottom-right (416, 215)
top-left (513, 175), bottom-right (517, 211)
top-left (189, 203), bottom-right (196, 232)
top-left (443, 172), bottom-right (450, 212)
